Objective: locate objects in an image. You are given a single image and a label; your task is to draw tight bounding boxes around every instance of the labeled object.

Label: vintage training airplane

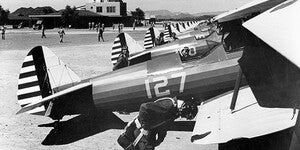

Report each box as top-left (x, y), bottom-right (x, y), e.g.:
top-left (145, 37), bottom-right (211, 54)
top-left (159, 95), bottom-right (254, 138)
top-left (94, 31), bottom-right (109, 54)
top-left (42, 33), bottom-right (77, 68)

top-left (16, 33), bottom-right (244, 122)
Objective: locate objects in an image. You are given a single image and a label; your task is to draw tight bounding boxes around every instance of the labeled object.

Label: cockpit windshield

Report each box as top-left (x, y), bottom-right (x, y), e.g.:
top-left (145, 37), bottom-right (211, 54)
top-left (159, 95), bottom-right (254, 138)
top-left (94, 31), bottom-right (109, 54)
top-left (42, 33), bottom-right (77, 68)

top-left (179, 40), bottom-right (220, 62)
top-left (194, 28), bottom-right (213, 40)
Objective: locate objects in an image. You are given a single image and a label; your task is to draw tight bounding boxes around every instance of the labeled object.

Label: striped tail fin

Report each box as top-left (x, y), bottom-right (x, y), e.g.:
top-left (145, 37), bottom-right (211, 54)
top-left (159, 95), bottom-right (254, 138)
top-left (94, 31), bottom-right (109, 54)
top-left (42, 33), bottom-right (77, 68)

top-left (111, 32), bottom-right (144, 65)
top-left (181, 22), bottom-right (186, 30)
top-left (191, 21), bottom-right (195, 28)
top-left (17, 46), bottom-right (81, 115)
top-left (164, 25), bottom-right (171, 42)
top-left (164, 24), bottom-right (181, 42)
top-left (144, 27), bottom-right (160, 49)
top-left (186, 22), bottom-right (192, 30)
top-left (175, 23), bottom-right (180, 32)
top-left (178, 23), bottom-right (186, 32)
top-left (170, 23), bottom-right (181, 35)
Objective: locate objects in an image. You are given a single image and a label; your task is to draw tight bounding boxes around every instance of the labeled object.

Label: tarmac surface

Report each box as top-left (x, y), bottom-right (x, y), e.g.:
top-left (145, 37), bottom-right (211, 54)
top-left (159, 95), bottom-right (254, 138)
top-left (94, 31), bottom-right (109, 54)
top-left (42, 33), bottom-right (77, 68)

top-left (0, 27), bottom-right (218, 150)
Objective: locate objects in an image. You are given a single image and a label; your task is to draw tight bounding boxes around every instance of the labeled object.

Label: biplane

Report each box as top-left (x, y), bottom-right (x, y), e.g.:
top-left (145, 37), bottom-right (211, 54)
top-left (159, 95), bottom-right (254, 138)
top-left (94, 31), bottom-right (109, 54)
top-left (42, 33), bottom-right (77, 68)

top-left (17, 33), bottom-right (243, 122)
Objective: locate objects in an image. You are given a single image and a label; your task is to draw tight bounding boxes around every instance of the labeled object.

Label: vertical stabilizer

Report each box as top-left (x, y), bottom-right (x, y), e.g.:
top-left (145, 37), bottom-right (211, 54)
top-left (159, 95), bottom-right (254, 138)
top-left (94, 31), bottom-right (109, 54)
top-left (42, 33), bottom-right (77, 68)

top-left (170, 23), bottom-right (181, 35)
top-left (164, 25), bottom-right (172, 42)
top-left (144, 27), bottom-right (161, 49)
top-left (111, 33), bottom-right (144, 65)
top-left (17, 46), bottom-right (81, 115)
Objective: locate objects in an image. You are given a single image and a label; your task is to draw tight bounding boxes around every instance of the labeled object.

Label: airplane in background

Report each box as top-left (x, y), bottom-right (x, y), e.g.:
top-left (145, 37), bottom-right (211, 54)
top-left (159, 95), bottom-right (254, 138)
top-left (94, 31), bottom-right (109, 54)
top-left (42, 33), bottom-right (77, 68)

top-left (110, 28), bottom-right (220, 67)
top-left (143, 22), bottom-right (212, 50)
top-left (144, 21), bottom-right (202, 50)
top-left (167, 21), bottom-right (202, 34)
top-left (192, 0), bottom-right (300, 149)
top-left (166, 21), bottom-right (211, 38)
top-left (16, 29), bottom-right (244, 123)
top-left (110, 20), bottom-right (215, 66)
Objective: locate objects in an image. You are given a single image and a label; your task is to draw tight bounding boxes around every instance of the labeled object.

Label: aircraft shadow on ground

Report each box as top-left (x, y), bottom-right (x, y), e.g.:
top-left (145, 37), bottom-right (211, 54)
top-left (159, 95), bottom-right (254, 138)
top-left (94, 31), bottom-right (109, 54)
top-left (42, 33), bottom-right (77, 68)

top-left (40, 112), bottom-right (126, 145)
top-left (40, 112), bottom-right (195, 145)
top-left (169, 121), bottom-right (195, 132)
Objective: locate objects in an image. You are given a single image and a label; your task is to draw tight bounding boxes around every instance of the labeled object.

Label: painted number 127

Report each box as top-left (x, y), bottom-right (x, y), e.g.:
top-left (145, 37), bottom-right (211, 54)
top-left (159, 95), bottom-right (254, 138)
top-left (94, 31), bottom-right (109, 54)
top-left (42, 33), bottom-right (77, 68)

top-left (145, 72), bottom-right (186, 99)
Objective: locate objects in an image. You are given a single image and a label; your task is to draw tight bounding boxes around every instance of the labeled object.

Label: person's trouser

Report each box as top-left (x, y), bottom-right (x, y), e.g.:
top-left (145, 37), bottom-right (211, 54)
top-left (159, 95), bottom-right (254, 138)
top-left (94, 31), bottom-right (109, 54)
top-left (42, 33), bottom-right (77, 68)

top-left (118, 118), bottom-right (154, 150)
top-left (98, 33), bottom-right (104, 42)
top-left (59, 35), bottom-right (63, 42)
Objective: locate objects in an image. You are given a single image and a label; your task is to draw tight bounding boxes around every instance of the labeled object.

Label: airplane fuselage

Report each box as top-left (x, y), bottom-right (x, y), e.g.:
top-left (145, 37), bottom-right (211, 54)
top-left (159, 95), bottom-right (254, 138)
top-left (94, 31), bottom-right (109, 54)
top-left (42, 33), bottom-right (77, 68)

top-left (91, 44), bottom-right (244, 112)
top-left (130, 31), bottom-right (221, 66)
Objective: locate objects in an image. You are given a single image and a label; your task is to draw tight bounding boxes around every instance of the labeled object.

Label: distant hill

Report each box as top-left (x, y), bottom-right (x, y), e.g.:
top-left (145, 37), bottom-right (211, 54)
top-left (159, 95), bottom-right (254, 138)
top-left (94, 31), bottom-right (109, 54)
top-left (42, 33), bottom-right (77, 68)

top-left (155, 13), bottom-right (195, 20)
top-left (145, 10), bottom-right (216, 20)
top-left (145, 10), bottom-right (175, 17)
top-left (11, 6), bottom-right (56, 16)
top-left (192, 11), bottom-right (226, 16)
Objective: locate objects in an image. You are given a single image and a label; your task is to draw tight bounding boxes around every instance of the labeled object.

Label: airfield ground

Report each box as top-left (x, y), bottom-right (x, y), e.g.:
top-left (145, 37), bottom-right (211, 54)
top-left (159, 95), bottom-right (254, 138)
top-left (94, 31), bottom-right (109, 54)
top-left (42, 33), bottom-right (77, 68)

top-left (0, 27), bottom-right (217, 150)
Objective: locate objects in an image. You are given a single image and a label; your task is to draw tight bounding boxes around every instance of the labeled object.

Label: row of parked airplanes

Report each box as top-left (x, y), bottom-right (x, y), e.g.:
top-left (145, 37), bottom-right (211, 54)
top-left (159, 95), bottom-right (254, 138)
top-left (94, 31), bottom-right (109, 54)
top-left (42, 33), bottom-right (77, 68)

top-left (16, 0), bottom-right (300, 148)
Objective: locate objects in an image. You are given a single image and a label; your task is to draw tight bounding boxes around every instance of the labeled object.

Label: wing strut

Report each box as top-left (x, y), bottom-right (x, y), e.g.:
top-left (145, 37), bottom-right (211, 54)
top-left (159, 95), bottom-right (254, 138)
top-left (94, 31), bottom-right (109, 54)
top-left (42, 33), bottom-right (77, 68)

top-left (230, 67), bottom-right (243, 111)
top-left (44, 101), bottom-right (53, 117)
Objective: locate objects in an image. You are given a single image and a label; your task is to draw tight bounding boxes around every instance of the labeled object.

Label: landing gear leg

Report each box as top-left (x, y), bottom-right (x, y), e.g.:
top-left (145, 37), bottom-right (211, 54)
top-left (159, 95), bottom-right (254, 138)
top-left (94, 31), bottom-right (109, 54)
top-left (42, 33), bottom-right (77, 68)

top-left (53, 119), bottom-right (61, 130)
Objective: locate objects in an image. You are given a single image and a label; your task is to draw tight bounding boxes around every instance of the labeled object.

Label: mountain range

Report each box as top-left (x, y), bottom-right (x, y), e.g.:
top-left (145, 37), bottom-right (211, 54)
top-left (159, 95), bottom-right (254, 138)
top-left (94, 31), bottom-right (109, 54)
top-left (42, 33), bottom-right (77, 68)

top-left (11, 7), bottom-right (222, 20)
top-left (11, 6), bottom-right (56, 16)
top-left (145, 10), bottom-right (225, 20)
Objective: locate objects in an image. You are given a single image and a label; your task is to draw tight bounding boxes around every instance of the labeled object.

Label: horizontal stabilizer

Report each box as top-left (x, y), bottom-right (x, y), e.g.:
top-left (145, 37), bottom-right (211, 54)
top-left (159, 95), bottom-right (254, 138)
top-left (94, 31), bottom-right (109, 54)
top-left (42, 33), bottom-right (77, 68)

top-left (17, 82), bottom-right (92, 114)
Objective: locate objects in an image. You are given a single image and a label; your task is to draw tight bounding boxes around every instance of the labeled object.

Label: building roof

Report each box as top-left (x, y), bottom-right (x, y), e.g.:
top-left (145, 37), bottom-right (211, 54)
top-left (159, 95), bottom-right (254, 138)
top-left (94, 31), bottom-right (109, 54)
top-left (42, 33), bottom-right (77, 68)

top-left (8, 14), bottom-right (37, 21)
top-left (29, 14), bottom-right (61, 18)
top-left (76, 10), bottom-right (103, 17)
top-left (29, 10), bottom-right (104, 18)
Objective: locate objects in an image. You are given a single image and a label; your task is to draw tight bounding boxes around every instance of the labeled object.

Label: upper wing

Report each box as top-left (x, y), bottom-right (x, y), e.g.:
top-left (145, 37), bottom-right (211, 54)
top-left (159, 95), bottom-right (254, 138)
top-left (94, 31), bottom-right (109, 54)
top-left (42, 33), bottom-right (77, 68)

top-left (192, 87), bottom-right (298, 144)
top-left (214, 0), bottom-right (287, 22)
top-left (243, 0), bottom-right (300, 68)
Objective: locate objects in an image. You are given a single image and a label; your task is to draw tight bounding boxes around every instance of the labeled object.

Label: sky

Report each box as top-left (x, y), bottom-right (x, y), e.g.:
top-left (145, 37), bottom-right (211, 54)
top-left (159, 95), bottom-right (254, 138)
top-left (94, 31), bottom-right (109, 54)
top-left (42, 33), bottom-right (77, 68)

top-left (0, 0), bottom-right (252, 14)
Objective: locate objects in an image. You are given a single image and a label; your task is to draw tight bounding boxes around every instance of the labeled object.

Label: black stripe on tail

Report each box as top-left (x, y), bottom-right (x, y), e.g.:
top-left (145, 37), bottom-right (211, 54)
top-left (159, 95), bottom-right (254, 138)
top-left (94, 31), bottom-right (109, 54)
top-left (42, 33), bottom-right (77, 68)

top-left (31, 46), bottom-right (53, 98)
top-left (144, 27), bottom-right (155, 49)
top-left (111, 33), bottom-right (127, 64)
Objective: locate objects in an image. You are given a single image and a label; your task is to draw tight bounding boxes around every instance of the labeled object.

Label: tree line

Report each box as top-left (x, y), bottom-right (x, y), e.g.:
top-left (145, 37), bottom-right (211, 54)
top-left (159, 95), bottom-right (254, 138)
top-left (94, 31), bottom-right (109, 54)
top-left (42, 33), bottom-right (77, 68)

top-left (0, 5), bottom-right (10, 25)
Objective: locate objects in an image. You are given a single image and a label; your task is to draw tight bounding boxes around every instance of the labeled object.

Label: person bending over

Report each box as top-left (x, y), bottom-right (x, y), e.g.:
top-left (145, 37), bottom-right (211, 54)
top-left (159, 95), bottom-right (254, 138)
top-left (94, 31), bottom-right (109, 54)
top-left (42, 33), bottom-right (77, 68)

top-left (118, 97), bottom-right (198, 150)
